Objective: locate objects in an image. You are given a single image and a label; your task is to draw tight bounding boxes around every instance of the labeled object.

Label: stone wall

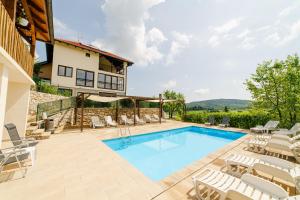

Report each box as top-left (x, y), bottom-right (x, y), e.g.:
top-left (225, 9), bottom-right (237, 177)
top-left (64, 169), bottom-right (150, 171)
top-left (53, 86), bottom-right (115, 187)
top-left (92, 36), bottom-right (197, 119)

top-left (76, 108), bottom-right (160, 126)
top-left (48, 108), bottom-right (74, 131)
top-left (29, 91), bottom-right (67, 115)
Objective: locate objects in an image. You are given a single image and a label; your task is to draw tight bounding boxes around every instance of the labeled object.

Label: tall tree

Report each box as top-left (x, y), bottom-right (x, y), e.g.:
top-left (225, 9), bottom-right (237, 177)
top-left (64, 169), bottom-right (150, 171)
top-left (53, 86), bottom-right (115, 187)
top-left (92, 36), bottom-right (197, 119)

top-left (163, 90), bottom-right (185, 118)
top-left (246, 54), bottom-right (300, 127)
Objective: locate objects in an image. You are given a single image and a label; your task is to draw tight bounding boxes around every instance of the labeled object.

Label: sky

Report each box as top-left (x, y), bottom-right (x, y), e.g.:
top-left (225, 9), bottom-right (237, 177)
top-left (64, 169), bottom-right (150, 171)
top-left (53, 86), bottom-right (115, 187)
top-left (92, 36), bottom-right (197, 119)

top-left (37, 0), bottom-right (300, 102)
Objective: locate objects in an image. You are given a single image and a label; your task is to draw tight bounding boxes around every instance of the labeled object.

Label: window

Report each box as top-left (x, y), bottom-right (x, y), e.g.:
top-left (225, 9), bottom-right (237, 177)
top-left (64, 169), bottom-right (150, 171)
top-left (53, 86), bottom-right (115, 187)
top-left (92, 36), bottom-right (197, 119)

top-left (76, 69), bottom-right (94, 87)
top-left (118, 77), bottom-right (124, 91)
top-left (105, 75), bottom-right (111, 89)
top-left (98, 73), bottom-right (124, 91)
top-left (85, 53), bottom-right (90, 57)
top-left (98, 74), bottom-right (105, 89)
top-left (58, 65), bottom-right (72, 77)
top-left (112, 76), bottom-right (117, 90)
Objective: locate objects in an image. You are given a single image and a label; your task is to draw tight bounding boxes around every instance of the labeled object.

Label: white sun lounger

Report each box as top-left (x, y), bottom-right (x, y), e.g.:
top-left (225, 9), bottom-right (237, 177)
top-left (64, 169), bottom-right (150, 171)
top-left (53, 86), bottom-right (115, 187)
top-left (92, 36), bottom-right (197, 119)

top-left (120, 115), bottom-right (134, 125)
top-left (273, 123), bottom-right (300, 136)
top-left (225, 154), bottom-right (300, 191)
top-left (133, 115), bottom-right (146, 125)
top-left (251, 134), bottom-right (300, 144)
top-left (247, 134), bottom-right (300, 153)
top-left (250, 120), bottom-right (279, 134)
top-left (144, 114), bottom-right (159, 123)
top-left (192, 168), bottom-right (288, 200)
top-left (225, 189), bottom-right (300, 200)
top-left (90, 116), bottom-right (105, 128)
top-left (152, 114), bottom-right (166, 122)
top-left (104, 116), bottom-right (117, 127)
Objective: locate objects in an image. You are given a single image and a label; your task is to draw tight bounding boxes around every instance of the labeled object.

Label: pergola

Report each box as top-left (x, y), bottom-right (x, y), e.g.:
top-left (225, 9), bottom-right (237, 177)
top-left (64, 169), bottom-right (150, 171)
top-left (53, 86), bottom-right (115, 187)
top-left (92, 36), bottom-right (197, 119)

top-left (74, 92), bottom-right (176, 132)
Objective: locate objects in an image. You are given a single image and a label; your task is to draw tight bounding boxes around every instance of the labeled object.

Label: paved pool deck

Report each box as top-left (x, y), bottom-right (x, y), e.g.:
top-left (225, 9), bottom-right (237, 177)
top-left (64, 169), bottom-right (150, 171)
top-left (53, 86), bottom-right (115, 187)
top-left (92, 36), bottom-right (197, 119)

top-left (0, 120), bottom-right (291, 200)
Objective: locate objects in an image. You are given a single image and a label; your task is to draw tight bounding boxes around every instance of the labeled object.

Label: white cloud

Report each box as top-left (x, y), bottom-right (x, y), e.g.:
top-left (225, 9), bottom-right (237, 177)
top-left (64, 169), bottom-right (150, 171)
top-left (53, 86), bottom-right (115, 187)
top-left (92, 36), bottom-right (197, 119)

top-left (163, 80), bottom-right (177, 89)
top-left (208, 17), bottom-right (242, 47)
top-left (146, 27), bottom-right (167, 45)
top-left (213, 18), bottom-right (242, 34)
top-left (264, 32), bottom-right (280, 44)
top-left (239, 36), bottom-right (255, 50)
top-left (194, 88), bottom-right (210, 96)
top-left (279, 20), bottom-right (300, 45)
top-left (208, 35), bottom-right (220, 47)
top-left (92, 0), bottom-right (167, 66)
top-left (166, 31), bottom-right (192, 65)
top-left (255, 25), bottom-right (271, 32)
top-left (237, 29), bottom-right (250, 39)
top-left (279, 5), bottom-right (297, 17)
top-left (53, 17), bottom-right (78, 39)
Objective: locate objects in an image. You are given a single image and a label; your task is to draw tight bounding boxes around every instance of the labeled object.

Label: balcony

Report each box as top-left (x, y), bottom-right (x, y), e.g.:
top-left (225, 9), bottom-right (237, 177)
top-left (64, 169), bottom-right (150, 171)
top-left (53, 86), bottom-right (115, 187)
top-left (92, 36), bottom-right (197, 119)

top-left (0, 1), bottom-right (34, 77)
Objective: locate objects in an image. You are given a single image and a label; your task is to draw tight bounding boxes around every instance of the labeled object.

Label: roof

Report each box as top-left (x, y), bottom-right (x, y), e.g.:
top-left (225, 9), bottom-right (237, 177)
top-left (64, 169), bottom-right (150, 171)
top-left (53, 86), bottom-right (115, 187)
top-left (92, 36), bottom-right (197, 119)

top-left (16, 0), bottom-right (54, 43)
top-left (55, 38), bottom-right (134, 65)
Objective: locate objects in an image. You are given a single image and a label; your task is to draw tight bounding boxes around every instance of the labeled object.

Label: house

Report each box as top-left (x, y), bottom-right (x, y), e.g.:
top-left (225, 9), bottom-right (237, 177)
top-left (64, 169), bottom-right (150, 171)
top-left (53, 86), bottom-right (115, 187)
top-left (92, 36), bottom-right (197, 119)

top-left (37, 39), bottom-right (134, 96)
top-left (0, 0), bottom-right (54, 146)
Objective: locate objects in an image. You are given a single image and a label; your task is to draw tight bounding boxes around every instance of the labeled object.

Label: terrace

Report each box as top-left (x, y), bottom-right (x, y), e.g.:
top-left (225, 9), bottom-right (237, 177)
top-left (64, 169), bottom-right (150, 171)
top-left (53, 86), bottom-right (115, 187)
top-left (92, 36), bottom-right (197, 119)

top-left (0, 121), bottom-right (255, 200)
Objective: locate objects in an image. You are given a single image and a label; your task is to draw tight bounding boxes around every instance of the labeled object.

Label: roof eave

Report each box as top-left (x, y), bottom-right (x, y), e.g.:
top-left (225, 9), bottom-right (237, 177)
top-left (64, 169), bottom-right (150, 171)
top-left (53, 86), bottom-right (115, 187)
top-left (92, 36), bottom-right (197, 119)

top-left (45, 0), bottom-right (54, 44)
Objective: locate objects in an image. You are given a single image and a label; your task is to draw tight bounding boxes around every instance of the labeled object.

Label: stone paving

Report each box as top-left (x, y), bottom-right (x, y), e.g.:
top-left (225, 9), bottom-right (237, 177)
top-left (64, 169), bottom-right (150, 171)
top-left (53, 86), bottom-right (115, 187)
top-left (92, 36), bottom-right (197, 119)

top-left (0, 120), bottom-right (286, 200)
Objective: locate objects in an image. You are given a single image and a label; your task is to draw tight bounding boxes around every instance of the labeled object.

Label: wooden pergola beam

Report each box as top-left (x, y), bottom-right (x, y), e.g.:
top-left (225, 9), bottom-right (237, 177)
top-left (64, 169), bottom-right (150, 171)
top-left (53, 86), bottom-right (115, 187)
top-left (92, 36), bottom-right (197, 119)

top-left (21, 0), bottom-right (36, 56)
top-left (29, 5), bottom-right (47, 25)
top-left (28, 0), bottom-right (44, 13)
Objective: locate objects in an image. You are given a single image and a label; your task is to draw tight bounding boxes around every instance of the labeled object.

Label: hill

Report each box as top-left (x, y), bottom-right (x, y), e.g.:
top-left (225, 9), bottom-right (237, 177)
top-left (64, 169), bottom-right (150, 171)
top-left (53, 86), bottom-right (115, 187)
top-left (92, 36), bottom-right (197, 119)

top-left (186, 99), bottom-right (251, 111)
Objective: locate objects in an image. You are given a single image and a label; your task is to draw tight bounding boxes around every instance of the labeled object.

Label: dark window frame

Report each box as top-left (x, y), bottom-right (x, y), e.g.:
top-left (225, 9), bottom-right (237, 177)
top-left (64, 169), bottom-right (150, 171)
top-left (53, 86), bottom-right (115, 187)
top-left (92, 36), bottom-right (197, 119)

top-left (97, 73), bottom-right (124, 91)
top-left (57, 65), bottom-right (73, 77)
top-left (118, 77), bottom-right (124, 91)
top-left (76, 69), bottom-right (94, 88)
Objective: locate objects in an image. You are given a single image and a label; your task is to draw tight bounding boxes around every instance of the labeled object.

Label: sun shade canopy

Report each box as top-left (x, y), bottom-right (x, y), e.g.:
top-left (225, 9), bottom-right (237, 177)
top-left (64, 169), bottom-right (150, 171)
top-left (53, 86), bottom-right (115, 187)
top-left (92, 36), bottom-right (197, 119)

top-left (87, 95), bottom-right (128, 103)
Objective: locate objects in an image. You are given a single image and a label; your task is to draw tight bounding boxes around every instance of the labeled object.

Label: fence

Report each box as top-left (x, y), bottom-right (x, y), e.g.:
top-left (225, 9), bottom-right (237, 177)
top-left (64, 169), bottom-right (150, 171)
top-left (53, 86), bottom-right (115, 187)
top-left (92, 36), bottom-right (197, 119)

top-left (36, 97), bottom-right (76, 120)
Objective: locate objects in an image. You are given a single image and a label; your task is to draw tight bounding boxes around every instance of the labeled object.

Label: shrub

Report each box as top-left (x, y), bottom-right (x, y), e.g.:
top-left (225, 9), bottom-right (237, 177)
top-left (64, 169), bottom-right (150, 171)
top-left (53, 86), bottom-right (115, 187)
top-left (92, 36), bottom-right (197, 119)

top-left (182, 110), bottom-right (271, 129)
top-left (36, 82), bottom-right (72, 97)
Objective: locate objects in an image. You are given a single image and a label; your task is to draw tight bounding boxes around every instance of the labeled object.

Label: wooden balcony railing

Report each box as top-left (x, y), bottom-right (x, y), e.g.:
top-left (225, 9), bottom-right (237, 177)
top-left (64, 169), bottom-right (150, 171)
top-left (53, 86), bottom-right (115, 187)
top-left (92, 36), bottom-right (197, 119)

top-left (0, 1), bottom-right (34, 77)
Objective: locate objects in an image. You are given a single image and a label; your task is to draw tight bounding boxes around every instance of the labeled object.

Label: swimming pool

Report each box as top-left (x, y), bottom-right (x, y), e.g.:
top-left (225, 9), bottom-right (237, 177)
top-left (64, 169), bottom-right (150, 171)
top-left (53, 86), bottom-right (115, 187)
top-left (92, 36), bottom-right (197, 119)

top-left (103, 126), bottom-right (245, 181)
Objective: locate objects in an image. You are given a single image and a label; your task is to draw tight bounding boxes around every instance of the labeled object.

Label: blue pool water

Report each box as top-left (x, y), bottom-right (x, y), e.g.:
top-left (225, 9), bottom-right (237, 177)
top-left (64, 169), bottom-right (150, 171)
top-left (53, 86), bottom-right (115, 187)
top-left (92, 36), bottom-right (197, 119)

top-left (103, 126), bottom-right (244, 181)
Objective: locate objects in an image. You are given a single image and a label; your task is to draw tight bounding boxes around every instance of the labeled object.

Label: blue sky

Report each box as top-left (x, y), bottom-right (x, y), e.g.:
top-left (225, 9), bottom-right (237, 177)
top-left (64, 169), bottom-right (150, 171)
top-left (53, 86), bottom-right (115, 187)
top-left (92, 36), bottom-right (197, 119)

top-left (37, 0), bottom-right (300, 102)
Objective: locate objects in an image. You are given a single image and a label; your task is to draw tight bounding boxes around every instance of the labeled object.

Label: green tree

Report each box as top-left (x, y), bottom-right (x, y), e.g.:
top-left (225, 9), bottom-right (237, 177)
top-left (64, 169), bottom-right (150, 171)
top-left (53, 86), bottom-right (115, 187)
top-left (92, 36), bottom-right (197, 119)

top-left (224, 106), bottom-right (229, 112)
top-left (246, 54), bottom-right (300, 127)
top-left (163, 90), bottom-right (185, 118)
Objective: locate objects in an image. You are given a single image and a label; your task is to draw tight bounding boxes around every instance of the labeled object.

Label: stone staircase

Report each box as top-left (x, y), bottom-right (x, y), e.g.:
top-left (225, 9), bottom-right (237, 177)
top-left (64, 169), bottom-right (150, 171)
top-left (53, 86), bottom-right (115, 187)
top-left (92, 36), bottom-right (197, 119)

top-left (26, 114), bottom-right (51, 140)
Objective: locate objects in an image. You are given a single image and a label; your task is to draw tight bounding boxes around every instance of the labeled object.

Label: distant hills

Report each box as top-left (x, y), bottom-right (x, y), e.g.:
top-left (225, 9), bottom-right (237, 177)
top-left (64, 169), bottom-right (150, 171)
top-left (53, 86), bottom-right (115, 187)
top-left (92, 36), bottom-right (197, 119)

top-left (186, 99), bottom-right (251, 111)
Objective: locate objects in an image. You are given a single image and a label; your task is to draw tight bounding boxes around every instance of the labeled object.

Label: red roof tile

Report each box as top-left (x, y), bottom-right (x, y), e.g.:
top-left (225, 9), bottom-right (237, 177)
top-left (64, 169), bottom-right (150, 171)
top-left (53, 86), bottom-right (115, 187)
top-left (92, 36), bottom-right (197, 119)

top-left (55, 38), bottom-right (134, 65)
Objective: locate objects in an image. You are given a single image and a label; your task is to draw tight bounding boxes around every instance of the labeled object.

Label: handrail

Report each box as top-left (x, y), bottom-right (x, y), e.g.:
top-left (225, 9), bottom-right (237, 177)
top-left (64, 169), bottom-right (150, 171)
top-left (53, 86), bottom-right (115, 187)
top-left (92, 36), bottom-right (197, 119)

top-left (0, 1), bottom-right (34, 77)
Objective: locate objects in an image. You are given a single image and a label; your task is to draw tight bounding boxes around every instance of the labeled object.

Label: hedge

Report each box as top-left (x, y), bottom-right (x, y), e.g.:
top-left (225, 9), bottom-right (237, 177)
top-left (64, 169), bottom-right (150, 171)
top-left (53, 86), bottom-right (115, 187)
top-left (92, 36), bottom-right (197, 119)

top-left (182, 110), bottom-right (271, 129)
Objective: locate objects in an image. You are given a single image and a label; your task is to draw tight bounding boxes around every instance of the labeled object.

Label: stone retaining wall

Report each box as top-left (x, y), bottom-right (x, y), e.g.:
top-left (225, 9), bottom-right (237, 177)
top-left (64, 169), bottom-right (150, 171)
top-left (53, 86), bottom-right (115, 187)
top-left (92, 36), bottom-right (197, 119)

top-left (29, 91), bottom-right (67, 115)
top-left (76, 108), bottom-right (160, 126)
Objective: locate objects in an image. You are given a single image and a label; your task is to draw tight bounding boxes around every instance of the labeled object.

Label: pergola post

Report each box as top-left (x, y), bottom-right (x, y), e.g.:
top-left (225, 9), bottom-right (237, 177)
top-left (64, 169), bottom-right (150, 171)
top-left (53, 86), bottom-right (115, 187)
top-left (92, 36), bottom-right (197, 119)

top-left (159, 94), bottom-right (162, 124)
top-left (115, 100), bottom-right (119, 123)
top-left (137, 100), bottom-right (140, 117)
top-left (133, 99), bottom-right (136, 126)
top-left (80, 93), bottom-right (84, 132)
top-left (74, 96), bottom-right (78, 125)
